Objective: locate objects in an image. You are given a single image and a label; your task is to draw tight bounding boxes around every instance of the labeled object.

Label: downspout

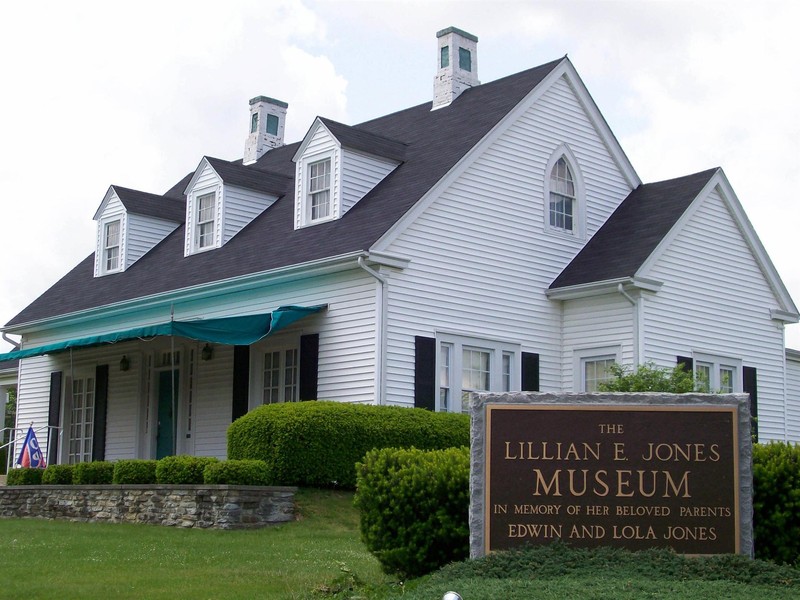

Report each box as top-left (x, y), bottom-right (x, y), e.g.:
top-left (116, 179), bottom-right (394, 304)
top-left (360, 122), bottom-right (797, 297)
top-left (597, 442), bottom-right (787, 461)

top-left (617, 284), bottom-right (641, 366)
top-left (358, 256), bottom-right (387, 405)
top-left (2, 333), bottom-right (20, 350)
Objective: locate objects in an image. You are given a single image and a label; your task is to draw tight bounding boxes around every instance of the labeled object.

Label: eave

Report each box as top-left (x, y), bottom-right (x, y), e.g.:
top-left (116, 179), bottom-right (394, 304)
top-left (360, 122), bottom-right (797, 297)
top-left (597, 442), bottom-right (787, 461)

top-left (545, 277), bottom-right (663, 301)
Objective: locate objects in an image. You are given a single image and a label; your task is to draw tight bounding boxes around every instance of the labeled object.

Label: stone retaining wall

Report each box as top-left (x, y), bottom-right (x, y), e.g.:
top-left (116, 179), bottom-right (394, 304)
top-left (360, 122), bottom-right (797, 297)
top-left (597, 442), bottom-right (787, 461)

top-left (0, 484), bottom-right (297, 529)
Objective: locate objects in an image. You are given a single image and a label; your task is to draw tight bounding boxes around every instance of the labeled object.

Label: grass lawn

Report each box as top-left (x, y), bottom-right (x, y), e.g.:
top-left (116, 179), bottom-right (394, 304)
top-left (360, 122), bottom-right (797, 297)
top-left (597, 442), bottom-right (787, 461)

top-left (0, 489), bottom-right (388, 599)
top-left (2, 489), bottom-right (799, 599)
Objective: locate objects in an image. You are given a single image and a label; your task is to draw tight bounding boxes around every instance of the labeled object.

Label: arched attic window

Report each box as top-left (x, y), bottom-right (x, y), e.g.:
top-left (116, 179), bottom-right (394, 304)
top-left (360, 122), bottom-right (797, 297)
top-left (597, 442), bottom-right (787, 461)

top-left (544, 147), bottom-right (584, 237)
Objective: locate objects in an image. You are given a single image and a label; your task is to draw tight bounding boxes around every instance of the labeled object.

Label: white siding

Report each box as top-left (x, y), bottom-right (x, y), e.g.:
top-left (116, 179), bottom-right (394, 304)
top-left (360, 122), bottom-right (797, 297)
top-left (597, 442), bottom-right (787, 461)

top-left (126, 214), bottom-right (180, 267)
top-left (221, 185), bottom-right (278, 245)
top-left (340, 149), bottom-right (398, 216)
top-left (14, 267), bottom-right (378, 460)
top-left (383, 74), bottom-right (633, 405)
top-left (185, 163), bottom-right (222, 255)
top-left (561, 294), bottom-right (635, 391)
top-left (642, 188), bottom-right (788, 441)
top-left (785, 352), bottom-right (800, 443)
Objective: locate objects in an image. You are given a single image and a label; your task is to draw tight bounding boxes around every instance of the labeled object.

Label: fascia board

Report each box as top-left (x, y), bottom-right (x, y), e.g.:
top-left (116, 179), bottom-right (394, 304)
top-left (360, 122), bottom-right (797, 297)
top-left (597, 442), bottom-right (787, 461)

top-left (546, 277), bottom-right (663, 300)
top-left (92, 186), bottom-right (118, 221)
top-left (3, 251), bottom-right (366, 336)
top-left (372, 58), bottom-right (639, 253)
top-left (561, 59), bottom-right (641, 189)
top-left (636, 169), bottom-right (798, 317)
top-left (771, 309), bottom-right (799, 323)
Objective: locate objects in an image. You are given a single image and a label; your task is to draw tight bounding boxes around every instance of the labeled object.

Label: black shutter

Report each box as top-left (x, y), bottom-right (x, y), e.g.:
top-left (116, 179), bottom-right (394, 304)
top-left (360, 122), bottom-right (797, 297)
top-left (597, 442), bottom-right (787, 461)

top-left (232, 345), bottom-right (250, 421)
top-left (47, 371), bottom-right (63, 465)
top-left (677, 356), bottom-right (694, 373)
top-left (299, 334), bottom-right (319, 401)
top-left (743, 366), bottom-right (758, 443)
top-left (521, 352), bottom-right (540, 392)
top-left (92, 365), bottom-right (109, 462)
top-left (414, 336), bottom-right (436, 411)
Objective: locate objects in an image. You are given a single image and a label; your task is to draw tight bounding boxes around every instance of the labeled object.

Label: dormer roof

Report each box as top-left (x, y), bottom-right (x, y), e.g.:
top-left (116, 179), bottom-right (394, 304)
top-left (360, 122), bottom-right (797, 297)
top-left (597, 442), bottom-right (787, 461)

top-left (185, 156), bottom-right (291, 197)
top-left (313, 118), bottom-right (407, 162)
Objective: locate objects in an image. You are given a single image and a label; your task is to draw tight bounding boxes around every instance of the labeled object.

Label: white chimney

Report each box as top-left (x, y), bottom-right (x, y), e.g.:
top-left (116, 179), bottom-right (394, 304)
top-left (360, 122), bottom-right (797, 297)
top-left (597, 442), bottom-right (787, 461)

top-left (432, 27), bottom-right (479, 110)
top-left (243, 96), bottom-right (288, 165)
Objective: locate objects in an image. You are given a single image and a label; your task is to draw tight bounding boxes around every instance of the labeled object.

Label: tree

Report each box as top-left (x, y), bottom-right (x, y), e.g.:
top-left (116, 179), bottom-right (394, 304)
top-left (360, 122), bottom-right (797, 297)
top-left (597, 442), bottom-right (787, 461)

top-left (598, 362), bottom-right (696, 393)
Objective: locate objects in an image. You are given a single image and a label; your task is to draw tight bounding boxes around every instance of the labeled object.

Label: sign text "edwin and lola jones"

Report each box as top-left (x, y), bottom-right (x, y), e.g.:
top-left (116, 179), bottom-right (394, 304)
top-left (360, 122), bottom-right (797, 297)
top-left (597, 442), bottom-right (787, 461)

top-left (485, 405), bottom-right (739, 554)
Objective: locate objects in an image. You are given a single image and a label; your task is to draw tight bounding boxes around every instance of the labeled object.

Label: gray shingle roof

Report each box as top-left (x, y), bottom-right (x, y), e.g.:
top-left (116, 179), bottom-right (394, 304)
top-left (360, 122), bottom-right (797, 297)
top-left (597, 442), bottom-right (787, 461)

top-left (5, 58), bottom-right (566, 327)
top-left (113, 186), bottom-right (185, 222)
top-left (318, 117), bottom-right (407, 162)
top-left (549, 168), bottom-right (718, 289)
top-left (204, 156), bottom-right (292, 196)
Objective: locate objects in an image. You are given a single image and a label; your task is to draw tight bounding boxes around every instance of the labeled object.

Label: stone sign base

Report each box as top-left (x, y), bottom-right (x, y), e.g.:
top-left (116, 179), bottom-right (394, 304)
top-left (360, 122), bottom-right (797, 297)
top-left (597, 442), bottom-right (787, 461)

top-left (0, 484), bottom-right (297, 529)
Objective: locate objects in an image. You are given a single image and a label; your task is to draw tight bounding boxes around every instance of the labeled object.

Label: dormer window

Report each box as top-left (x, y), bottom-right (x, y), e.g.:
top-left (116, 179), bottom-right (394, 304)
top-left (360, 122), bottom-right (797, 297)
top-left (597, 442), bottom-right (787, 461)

top-left (103, 220), bottom-right (121, 273)
top-left (549, 157), bottom-right (575, 232)
top-left (195, 192), bottom-right (217, 250)
top-left (308, 158), bottom-right (332, 222)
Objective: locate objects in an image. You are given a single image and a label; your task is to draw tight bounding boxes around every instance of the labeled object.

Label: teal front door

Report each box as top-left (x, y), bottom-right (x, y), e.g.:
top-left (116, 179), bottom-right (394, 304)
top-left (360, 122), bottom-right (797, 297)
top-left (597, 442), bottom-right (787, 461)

top-left (156, 370), bottom-right (179, 459)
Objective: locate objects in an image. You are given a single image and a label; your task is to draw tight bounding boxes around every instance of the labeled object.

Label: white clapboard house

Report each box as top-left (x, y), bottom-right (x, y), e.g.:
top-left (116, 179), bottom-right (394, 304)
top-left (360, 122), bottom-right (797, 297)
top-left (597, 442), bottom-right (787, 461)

top-left (2, 27), bottom-right (799, 465)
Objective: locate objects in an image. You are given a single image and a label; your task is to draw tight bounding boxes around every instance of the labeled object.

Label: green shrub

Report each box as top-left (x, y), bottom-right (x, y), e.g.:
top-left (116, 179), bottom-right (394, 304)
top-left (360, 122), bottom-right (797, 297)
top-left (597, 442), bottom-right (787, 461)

top-left (156, 455), bottom-right (218, 484)
top-left (203, 459), bottom-right (272, 486)
top-left (354, 446), bottom-right (470, 578)
top-left (598, 362), bottom-right (697, 393)
top-left (73, 461), bottom-right (114, 484)
top-left (753, 442), bottom-right (800, 564)
top-left (6, 467), bottom-right (44, 485)
top-left (227, 401), bottom-right (469, 489)
top-left (113, 459), bottom-right (158, 484)
top-left (42, 464), bottom-right (74, 485)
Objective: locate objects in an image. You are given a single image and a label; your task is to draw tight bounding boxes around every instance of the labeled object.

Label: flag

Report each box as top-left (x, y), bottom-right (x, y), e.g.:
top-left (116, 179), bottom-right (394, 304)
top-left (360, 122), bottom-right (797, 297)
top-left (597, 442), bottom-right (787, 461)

top-left (16, 426), bottom-right (46, 469)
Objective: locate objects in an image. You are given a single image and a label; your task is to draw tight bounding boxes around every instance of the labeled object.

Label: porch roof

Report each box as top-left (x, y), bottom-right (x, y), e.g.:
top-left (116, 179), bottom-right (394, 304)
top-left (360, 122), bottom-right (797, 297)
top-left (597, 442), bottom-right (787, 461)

top-left (0, 305), bottom-right (325, 362)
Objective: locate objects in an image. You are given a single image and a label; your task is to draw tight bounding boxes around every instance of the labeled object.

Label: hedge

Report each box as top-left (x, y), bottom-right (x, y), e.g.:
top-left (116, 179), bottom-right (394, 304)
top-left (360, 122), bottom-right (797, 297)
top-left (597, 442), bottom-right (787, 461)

top-left (203, 460), bottom-right (271, 486)
top-left (227, 401), bottom-right (469, 489)
top-left (156, 455), bottom-right (218, 484)
top-left (113, 459), bottom-right (158, 484)
top-left (73, 461), bottom-right (114, 484)
top-left (42, 464), bottom-right (74, 485)
top-left (355, 446), bottom-right (470, 578)
top-left (6, 467), bottom-right (44, 485)
top-left (753, 442), bottom-right (800, 564)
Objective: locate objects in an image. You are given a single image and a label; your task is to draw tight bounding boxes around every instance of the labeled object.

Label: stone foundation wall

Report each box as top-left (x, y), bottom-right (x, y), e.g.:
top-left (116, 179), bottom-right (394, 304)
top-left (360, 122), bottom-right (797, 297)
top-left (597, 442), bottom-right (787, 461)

top-left (0, 484), bottom-right (296, 529)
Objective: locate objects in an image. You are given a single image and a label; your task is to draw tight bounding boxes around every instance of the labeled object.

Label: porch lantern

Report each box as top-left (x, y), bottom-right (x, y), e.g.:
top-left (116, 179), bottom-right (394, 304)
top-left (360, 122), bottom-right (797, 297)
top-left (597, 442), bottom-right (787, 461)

top-left (119, 355), bottom-right (130, 371)
top-left (201, 343), bottom-right (214, 361)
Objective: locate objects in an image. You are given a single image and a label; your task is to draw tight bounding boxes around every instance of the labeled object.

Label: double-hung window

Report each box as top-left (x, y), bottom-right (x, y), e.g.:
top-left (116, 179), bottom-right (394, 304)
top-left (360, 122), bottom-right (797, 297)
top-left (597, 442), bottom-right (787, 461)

top-left (436, 334), bottom-right (520, 413)
top-left (308, 159), bottom-right (331, 222)
top-left (196, 192), bottom-right (216, 249)
top-left (262, 347), bottom-right (299, 404)
top-left (549, 157), bottom-right (575, 232)
top-left (573, 346), bottom-right (620, 392)
top-left (694, 353), bottom-right (741, 393)
top-left (103, 220), bottom-right (121, 272)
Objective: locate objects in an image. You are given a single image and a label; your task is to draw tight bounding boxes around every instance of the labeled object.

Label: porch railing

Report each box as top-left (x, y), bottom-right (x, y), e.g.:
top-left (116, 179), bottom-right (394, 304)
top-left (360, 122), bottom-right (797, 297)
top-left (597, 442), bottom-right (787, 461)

top-left (1, 425), bottom-right (61, 474)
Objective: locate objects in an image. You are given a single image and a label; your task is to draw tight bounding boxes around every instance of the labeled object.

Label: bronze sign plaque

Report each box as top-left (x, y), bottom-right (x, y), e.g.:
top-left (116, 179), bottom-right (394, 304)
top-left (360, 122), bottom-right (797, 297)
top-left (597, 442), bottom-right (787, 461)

top-left (485, 404), bottom-right (739, 554)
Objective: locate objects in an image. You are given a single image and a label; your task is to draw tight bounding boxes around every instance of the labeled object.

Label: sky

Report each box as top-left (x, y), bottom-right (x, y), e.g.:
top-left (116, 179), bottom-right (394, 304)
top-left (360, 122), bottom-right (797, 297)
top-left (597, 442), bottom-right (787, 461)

top-left (0, 0), bottom-right (798, 351)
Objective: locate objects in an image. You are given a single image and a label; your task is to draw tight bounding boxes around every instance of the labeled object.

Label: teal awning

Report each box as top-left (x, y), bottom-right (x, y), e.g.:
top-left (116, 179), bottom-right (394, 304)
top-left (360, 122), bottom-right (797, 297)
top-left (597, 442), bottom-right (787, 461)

top-left (0, 305), bottom-right (326, 362)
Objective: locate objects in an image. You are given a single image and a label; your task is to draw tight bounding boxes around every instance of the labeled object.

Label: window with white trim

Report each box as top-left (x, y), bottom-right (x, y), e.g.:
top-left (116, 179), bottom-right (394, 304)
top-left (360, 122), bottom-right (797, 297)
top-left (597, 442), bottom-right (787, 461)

top-left (549, 157), bottom-right (575, 232)
top-left (68, 375), bottom-right (95, 464)
top-left (195, 192), bottom-right (217, 250)
top-left (308, 158), bottom-right (332, 222)
top-left (103, 220), bottom-right (121, 273)
top-left (694, 353), bottom-right (742, 393)
top-left (436, 334), bottom-right (520, 413)
top-left (251, 337), bottom-right (301, 407)
top-left (573, 346), bottom-right (621, 392)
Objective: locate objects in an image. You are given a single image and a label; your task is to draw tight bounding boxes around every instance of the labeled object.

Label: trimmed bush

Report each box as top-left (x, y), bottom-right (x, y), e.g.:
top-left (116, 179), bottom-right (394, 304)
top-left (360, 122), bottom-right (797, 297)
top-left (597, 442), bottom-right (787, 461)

top-left (113, 459), bottom-right (158, 484)
top-left (6, 467), bottom-right (44, 485)
top-left (203, 459), bottom-right (272, 486)
top-left (227, 401), bottom-right (469, 489)
top-left (355, 446), bottom-right (470, 578)
top-left (42, 464), bottom-right (74, 485)
top-left (753, 442), bottom-right (800, 564)
top-left (156, 455), bottom-right (218, 484)
top-left (73, 461), bottom-right (114, 484)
